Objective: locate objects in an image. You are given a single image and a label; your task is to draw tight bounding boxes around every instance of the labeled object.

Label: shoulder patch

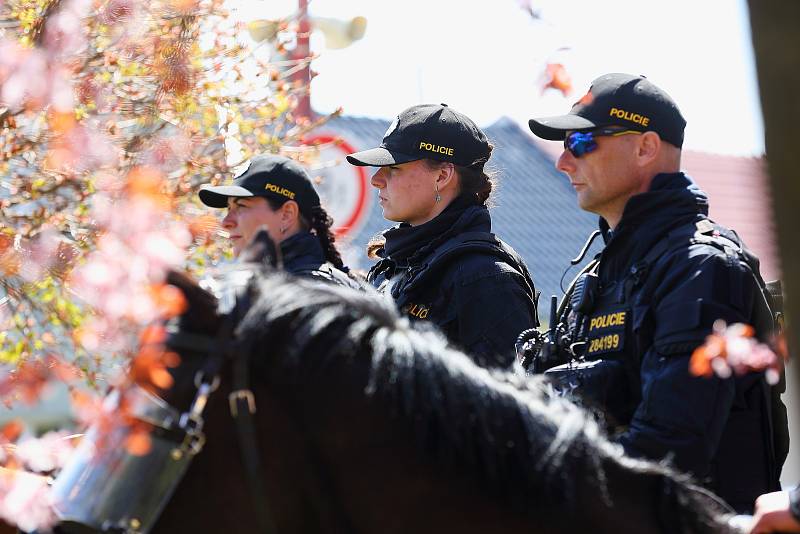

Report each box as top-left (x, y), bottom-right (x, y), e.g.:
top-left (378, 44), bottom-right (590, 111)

top-left (586, 305), bottom-right (628, 357)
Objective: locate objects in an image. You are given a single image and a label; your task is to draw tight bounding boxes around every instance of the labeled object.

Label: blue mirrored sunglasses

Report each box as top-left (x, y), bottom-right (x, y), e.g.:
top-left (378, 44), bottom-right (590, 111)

top-left (564, 128), bottom-right (642, 158)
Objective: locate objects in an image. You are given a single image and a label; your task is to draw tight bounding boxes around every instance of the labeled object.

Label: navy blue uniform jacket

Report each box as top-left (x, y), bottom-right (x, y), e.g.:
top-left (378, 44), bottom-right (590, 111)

top-left (281, 232), bottom-right (360, 289)
top-left (588, 172), bottom-right (783, 512)
top-left (368, 205), bottom-right (538, 369)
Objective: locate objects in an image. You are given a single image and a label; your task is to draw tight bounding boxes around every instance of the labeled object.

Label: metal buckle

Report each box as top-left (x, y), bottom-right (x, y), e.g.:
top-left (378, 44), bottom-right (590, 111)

top-left (177, 412), bottom-right (206, 456)
top-left (179, 412), bottom-right (203, 434)
top-left (184, 431), bottom-right (206, 456)
top-left (228, 389), bottom-right (256, 417)
top-left (194, 371), bottom-right (221, 391)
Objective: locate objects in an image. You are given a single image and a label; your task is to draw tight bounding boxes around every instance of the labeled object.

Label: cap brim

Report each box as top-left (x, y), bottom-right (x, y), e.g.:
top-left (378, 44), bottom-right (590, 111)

top-left (198, 184), bottom-right (255, 208)
top-left (346, 147), bottom-right (420, 167)
top-left (528, 115), bottom-right (598, 140)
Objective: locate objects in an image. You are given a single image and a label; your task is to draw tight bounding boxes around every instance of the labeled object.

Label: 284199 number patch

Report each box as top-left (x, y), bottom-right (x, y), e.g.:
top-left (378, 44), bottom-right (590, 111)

top-left (586, 306), bottom-right (628, 357)
top-left (588, 333), bottom-right (621, 353)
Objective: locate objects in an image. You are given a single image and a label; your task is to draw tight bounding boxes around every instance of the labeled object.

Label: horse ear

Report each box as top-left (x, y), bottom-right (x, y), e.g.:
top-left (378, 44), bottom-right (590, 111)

top-left (165, 269), bottom-right (219, 327)
top-left (165, 269), bottom-right (198, 296)
top-left (239, 229), bottom-right (282, 270)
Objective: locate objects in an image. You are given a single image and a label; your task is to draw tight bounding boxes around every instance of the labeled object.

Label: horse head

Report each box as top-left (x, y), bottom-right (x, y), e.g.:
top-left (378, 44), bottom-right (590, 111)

top-left (158, 229), bottom-right (281, 411)
top-left (51, 229), bottom-right (749, 534)
top-left (49, 231), bottom-right (282, 534)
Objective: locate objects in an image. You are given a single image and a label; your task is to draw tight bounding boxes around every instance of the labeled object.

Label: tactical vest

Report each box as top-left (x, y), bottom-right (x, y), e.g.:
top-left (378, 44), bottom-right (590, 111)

top-left (369, 231), bottom-right (539, 325)
top-left (547, 218), bottom-right (788, 494)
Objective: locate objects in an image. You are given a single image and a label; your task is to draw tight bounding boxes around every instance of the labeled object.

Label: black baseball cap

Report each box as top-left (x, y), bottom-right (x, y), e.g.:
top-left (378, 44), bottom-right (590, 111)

top-left (346, 103), bottom-right (491, 168)
top-left (528, 73), bottom-right (687, 148)
top-left (199, 154), bottom-right (320, 216)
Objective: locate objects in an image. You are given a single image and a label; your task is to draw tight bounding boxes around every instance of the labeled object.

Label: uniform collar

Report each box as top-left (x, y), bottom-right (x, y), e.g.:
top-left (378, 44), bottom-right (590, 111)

top-left (600, 172), bottom-right (708, 242)
top-left (380, 196), bottom-right (488, 263)
top-left (280, 231), bottom-right (325, 271)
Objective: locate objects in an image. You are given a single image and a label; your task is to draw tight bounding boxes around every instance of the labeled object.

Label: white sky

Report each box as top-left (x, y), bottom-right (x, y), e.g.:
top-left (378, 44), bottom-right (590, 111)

top-left (235, 0), bottom-right (764, 156)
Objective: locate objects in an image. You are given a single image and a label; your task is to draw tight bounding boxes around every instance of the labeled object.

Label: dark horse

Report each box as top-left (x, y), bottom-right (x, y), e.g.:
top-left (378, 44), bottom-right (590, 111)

top-left (55, 239), bottom-right (744, 533)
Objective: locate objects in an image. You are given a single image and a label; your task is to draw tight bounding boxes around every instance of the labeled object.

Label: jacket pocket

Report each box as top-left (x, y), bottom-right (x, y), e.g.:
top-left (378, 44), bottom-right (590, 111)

top-left (653, 298), bottom-right (705, 355)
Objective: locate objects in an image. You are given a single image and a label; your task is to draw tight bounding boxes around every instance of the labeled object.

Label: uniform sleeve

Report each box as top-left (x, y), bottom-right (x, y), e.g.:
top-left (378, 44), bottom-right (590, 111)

top-left (618, 248), bottom-right (758, 476)
top-left (450, 259), bottom-right (538, 368)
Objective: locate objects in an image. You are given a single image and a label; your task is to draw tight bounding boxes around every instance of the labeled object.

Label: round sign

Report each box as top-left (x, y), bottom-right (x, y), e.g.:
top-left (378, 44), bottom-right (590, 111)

top-left (301, 135), bottom-right (370, 238)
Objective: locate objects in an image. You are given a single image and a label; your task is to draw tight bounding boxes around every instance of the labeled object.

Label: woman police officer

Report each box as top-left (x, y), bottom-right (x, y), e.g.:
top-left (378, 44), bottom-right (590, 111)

top-left (199, 153), bottom-right (359, 288)
top-left (347, 103), bottom-right (539, 368)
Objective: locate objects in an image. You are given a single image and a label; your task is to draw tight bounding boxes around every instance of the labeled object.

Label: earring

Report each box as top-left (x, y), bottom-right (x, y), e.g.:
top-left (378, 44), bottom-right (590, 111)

top-left (280, 226), bottom-right (287, 235)
top-left (435, 185), bottom-right (441, 203)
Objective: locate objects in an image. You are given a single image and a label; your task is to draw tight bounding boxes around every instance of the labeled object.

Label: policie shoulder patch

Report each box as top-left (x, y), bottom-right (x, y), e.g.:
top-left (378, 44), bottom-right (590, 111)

top-left (586, 305), bottom-right (628, 357)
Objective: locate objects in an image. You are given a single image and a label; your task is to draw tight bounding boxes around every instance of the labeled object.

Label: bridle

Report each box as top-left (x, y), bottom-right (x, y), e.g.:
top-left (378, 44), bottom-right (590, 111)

top-left (176, 266), bottom-right (359, 534)
top-left (50, 265), bottom-right (278, 534)
top-left (165, 264), bottom-right (278, 534)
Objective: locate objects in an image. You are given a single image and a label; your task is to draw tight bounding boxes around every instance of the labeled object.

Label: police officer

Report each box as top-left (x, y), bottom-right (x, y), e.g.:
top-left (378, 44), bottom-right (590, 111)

top-left (528, 73), bottom-right (788, 512)
top-left (199, 154), bottom-right (359, 288)
top-left (346, 103), bottom-right (538, 368)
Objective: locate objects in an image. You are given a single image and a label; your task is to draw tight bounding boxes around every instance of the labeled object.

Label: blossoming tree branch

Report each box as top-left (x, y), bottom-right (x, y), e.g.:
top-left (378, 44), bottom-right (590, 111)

top-left (0, 0), bottom-right (337, 527)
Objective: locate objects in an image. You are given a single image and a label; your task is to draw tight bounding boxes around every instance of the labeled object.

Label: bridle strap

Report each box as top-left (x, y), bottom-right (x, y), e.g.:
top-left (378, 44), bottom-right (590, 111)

top-left (166, 329), bottom-right (234, 356)
top-left (230, 339), bottom-right (278, 534)
top-left (208, 271), bottom-right (355, 532)
top-left (224, 282), bottom-right (279, 534)
top-left (230, 341), bottom-right (356, 532)
top-left (166, 276), bottom-right (279, 534)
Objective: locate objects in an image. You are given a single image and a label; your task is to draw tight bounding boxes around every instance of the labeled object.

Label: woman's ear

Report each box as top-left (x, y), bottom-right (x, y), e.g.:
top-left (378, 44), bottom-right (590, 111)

top-left (280, 200), bottom-right (300, 224)
top-left (435, 162), bottom-right (457, 191)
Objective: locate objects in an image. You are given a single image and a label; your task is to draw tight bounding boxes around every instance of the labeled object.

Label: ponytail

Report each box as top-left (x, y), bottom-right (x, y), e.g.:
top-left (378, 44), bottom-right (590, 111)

top-left (307, 205), bottom-right (346, 271)
top-left (456, 164), bottom-right (496, 207)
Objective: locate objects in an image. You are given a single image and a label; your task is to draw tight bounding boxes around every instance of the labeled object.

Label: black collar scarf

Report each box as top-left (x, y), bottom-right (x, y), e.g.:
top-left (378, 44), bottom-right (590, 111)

top-left (379, 195), bottom-right (488, 267)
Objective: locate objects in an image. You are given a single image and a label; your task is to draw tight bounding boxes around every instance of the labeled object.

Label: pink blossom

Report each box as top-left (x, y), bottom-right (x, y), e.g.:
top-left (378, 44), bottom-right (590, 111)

top-left (43, 3), bottom-right (88, 58)
top-left (13, 431), bottom-right (78, 474)
top-left (0, 469), bottom-right (57, 532)
top-left (80, 258), bottom-right (117, 288)
top-left (143, 230), bottom-right (189, 267)
top-left (69, 180), bottom-right (192, 353)
top-left (0, 42), bottom-right (48, 110)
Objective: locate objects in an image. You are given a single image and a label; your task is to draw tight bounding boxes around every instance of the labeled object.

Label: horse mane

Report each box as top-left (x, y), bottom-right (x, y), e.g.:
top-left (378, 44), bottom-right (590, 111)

top-left (235, 270), bottom-right (729, 530)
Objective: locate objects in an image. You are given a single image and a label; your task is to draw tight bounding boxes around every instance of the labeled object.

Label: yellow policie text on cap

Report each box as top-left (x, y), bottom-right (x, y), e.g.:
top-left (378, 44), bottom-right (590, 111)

top-left (264, 183), bottom-right (295, 200)
top-left (609, 108), bottom-right (650, 127)
top-left (419, 141), bottom-right (454, 156)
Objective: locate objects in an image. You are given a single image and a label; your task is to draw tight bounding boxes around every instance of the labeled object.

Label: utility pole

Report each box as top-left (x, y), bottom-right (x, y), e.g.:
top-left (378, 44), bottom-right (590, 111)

top-left (293, 0), bottom-right (312, 120)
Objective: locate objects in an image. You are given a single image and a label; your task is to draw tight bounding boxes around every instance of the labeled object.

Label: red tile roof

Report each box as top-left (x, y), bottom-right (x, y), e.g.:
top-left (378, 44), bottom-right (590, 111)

top-left (681, 151), bottom-right (778, 281)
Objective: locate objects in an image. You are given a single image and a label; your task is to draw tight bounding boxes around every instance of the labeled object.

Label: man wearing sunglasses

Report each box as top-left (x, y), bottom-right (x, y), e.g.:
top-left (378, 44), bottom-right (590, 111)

top-left (528, 73), bottom-right (788, 513)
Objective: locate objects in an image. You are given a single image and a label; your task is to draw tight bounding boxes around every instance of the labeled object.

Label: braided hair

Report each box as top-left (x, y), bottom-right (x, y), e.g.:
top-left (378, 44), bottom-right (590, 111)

top-left (266, 198), bottom-right (346, 271)
top-left (306, 205), bottom-right (346, 271)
